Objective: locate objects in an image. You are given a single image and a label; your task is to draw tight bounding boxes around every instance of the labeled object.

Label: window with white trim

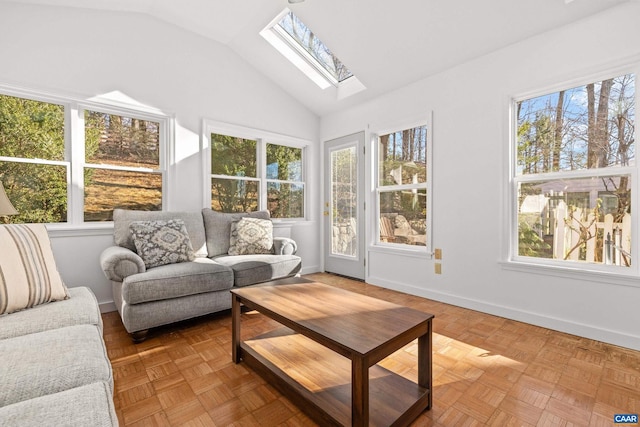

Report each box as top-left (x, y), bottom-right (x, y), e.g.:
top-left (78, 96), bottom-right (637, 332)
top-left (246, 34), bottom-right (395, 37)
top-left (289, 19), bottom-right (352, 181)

top-left (84, 109), bottom-right (163, 221)
top-left (376, 124), bottom-right (430, 249)
top-left (0, 89), bottom-right (168, 224)
top-left (208, 124), bottom-right (306, 219)
top-left (513, 72), bottom-right (635, 268)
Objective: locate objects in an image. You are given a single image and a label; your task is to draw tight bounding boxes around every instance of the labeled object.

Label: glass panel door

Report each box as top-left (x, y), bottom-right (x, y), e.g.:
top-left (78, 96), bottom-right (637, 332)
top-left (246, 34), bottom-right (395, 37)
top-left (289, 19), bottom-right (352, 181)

top-left (331, 145), bottom-right (358, 258)
top-left (324, 132), bottom-right (365, 280)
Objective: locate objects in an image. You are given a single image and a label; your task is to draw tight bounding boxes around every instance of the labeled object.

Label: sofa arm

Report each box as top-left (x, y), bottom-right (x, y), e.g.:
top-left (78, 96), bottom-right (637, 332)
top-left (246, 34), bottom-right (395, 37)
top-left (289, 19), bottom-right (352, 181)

top-left (273, 237), bottom-right (297, 255)
top-left (100, 246), bottom-right (146, 282)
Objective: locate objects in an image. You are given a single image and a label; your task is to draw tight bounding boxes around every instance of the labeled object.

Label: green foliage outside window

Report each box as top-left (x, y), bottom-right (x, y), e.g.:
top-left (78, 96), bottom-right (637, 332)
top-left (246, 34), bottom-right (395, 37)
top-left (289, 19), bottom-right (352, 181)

top-left (211, 134), bottom-right (258, 213)
top-left (266, 143), bottom-right (301, 181)
top-left (211, 134), bottom-right (256, 177)
top-left (211, 133), bottom-right (305, 218)
top-left (0, 95), bottom-right (69, 223)
top-left (0, 93), bottom-right (162, 224)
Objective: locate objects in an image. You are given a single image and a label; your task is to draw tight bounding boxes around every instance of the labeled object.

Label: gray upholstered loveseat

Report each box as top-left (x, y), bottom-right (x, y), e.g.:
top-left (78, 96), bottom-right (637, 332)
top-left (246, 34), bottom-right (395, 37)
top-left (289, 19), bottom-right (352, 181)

top-left (100, 208), bottom-right (302, 342)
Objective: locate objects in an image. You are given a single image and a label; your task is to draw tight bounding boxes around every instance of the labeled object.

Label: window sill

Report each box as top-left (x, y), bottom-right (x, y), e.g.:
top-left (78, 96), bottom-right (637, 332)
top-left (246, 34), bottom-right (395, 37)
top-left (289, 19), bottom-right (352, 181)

top-left (42, 218), bottom-right (312, 238)
top-left (500, 259), bottom-right (640, 289)
top-left (45, 222), bottom-right (114, 238)
top-left (272, 219), bottom-right (313, 227)
top-left (369, 243), bottom-right (432, 260)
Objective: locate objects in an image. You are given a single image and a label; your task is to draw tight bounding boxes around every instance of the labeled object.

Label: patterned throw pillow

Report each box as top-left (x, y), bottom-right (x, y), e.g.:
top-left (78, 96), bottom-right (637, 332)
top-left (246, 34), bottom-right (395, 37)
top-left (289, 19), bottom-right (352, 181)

top-left (0, 224), bottom-right (69, 315)
top-left (228, 218), bottom-right (273, 256)
top-left (129, 219), bottom-right (195, 268)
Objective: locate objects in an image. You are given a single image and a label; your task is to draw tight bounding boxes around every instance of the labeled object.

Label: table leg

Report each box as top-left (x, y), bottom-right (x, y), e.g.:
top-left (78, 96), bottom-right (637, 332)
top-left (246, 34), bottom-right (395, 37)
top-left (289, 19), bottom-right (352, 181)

top-left (232, 295), bottom-right (241, 363)
top-left (418, 320), bottom-right (433, 409)
top-left (352, 357), bottom-right (369, 426)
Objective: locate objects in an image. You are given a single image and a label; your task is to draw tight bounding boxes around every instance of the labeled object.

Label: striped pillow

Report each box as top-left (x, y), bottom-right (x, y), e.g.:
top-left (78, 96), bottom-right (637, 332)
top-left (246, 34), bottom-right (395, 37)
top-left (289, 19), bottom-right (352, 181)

top-left (0, 224), bottom-right (69, 315)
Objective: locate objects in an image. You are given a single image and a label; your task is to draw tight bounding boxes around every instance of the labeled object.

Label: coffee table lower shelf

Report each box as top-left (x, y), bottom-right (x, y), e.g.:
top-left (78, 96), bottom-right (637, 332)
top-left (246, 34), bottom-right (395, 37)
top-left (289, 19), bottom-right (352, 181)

top-left (239, 328), bottom-right (430, 426)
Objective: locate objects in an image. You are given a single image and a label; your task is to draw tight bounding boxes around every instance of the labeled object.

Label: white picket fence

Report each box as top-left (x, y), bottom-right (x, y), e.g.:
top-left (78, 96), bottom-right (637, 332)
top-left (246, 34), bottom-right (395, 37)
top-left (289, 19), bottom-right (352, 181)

top-left (553, 200), bottom-right (631, 265)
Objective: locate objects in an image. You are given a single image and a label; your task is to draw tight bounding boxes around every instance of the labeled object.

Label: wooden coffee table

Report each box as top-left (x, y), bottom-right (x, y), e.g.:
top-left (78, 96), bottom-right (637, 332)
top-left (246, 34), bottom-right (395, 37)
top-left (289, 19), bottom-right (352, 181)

top-left (231, 278), bottom-right (434, 426)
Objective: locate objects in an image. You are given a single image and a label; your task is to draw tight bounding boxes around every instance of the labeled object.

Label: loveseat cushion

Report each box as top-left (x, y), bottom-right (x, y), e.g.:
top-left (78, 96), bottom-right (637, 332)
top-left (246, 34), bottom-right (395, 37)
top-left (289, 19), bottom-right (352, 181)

top-left (0, 381), bottom-right (117, 427)
top-left (212, 254), bottom-right (302, 287)
top-left (116, 287), bottom-right (233, 334)
top-left (0, 287), bottom-right (102, 340)
top-left (113, 209), bottom-right (208, 257)
top-left (0, 324), bottom-right (113, 407)
top-left (122, 258), bottom-right (233, 305)
top-left (202, 208), bottom-right (270, 257)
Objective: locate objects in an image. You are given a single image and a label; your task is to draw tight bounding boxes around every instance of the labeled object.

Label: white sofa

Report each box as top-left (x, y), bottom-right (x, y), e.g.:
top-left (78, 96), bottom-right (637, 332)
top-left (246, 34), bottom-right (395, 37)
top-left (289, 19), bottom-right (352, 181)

top-left (0, 225), bottom-right (117, 427)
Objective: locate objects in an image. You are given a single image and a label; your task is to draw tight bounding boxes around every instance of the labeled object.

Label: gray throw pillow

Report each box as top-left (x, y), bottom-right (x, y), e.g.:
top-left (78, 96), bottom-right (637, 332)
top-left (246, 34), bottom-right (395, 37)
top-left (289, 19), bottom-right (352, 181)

top-left (129, 219), bottom-right (195, 268)
top-left (228, 217), bottom-right (274, 255)
top-left (201, 209), bottom-right (271, 257)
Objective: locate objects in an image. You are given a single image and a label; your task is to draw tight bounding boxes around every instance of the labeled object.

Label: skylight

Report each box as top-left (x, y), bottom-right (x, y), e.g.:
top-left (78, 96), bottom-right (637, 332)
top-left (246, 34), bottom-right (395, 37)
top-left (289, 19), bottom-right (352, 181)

top-left (275, 11), bottom-right (353, 84)
top-left (261, 9), bottom-right (363, 94)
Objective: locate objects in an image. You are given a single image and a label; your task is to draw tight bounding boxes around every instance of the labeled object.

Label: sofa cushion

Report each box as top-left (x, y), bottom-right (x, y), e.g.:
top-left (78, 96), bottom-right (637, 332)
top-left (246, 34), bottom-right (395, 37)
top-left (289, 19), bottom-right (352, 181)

top-left (229, 217), bottom-right (273, 255)
top-left (202, 208), bottom-right (270, 257)
top-left (0, 381), bottom-right (117, 427)
top-left (113, 209), bottom-right (208, 257)
top-left (116, 286), bottom-right (233, 333)
top-left (122, 258), bottom-right (234, 305)
top-left (0, 224), bottom-right (69, 315)
top-left (0, 324), bottom-right (113, 407)
top-left (212, 254), bottom-right (302, 287)
top-left (0, 287), bottom-right (102, 340)
top-left (130, 219), bottom-right (196, 268)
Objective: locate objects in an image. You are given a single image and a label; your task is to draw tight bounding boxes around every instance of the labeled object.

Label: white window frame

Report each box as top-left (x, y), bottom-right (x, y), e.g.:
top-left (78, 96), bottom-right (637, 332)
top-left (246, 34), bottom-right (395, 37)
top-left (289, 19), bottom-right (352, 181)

top-left (371, 115), bottom-right (433, 256)
top-left (76, 103), bottom-right (169, 223)
top-left (0, 84), bottom-right (170, 228)
top-left (506, 64), bottom-right (639, 281)
top-left (203, 119), bottom-right (309, 221)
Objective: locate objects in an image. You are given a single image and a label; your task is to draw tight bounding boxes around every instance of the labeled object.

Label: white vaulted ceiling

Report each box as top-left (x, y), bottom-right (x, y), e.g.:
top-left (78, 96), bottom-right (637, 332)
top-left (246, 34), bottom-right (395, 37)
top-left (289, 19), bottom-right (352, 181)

top-left (0, 0), bottom-right (632, 116)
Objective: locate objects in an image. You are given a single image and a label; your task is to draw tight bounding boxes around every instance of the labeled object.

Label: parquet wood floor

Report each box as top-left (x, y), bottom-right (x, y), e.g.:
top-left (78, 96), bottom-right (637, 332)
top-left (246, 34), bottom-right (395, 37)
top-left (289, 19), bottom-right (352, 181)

top-left (102, 273), bottom-right (640, 426)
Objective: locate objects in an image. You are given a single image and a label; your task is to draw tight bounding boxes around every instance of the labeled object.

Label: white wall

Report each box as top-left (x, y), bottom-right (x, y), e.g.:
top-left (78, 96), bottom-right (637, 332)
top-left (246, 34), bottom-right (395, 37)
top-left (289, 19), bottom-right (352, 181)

top-left (0, 2), bottom-right (322, 310)
top-left (321, 2), bottom-right (640, 350)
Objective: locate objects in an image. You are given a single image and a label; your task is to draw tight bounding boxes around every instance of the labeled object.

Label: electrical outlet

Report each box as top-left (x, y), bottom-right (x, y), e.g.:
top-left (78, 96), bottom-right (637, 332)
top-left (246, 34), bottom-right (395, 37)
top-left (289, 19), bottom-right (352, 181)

top-left (435, 263), bottom-right (442, 274)
top-left (434, 248), bottom-right (442, 260)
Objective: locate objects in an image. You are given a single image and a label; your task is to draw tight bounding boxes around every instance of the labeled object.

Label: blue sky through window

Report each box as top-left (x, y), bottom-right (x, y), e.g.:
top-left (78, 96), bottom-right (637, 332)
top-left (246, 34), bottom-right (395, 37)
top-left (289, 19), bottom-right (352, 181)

top-left (517, 74), bottom-right (635, 174)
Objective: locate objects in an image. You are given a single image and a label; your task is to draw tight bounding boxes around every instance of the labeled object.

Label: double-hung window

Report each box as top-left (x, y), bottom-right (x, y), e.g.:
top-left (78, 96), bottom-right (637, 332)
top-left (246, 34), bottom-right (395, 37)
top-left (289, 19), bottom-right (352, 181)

top-left (512, 72), bottom-right (635, 269)
top-left (0, 89), bottom-right (168, 224)
top-left (375, 124), bottom-right (430, 249)
top-left (0, 94), bottom-right (67, 223)
top-left (266, 143), bottom-right (304, 218)
top-left (208, 122), bottom-right (306, 219)
top-left (83, 109), bottom-right (163, 221)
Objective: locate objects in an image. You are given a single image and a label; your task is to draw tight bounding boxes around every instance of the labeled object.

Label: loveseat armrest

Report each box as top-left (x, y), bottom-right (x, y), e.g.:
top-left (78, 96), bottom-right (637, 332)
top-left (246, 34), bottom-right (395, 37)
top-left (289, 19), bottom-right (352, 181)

top-left (273, 237), bottom-right (297, 255)
top-left (100, 246), bottom-right (146, 282)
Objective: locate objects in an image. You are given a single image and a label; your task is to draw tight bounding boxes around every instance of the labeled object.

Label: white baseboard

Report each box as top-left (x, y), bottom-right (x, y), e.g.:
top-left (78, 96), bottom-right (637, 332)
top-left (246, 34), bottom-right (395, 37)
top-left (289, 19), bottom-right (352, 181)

top-left (367, 275), bottom-right (640, 352)
top-left (99, 301), bottom-right (117, 314)
top-left (300, 265), bottom-right (321, 275)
